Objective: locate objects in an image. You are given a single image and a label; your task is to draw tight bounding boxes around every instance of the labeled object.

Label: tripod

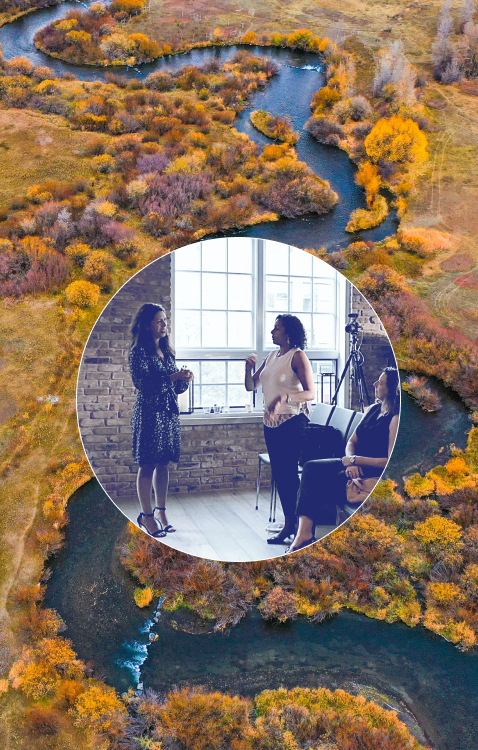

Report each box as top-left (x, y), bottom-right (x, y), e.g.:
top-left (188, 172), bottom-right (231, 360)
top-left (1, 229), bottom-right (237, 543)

top-left (332, 327), bottom-right (372, 412)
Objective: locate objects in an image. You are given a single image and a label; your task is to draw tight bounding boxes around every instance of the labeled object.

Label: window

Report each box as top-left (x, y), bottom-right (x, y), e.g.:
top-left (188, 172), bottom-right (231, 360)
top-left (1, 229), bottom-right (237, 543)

top-left (174, 238), bottom-right (346, 410)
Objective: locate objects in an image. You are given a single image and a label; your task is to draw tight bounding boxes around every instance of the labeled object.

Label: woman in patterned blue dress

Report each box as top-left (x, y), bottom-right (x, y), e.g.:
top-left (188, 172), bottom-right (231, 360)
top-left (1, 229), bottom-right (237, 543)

top-left (129, 303), bottom-right (193, 538)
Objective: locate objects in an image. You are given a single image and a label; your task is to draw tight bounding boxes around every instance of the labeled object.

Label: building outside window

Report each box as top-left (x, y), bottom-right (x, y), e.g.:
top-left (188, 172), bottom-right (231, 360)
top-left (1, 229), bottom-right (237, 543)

top-left (174, 237), bottom-right (347, 411)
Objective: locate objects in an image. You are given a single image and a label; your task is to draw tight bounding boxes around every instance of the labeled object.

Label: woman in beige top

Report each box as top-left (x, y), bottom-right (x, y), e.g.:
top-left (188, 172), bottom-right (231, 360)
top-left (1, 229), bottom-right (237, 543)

top-left (245, 314), bottom-right (315, 544)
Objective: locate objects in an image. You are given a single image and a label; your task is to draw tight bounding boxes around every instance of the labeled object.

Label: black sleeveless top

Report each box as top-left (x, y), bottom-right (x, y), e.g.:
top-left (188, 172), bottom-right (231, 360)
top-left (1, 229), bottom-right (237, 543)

top-left (354, 403), bottom-right (394, 478)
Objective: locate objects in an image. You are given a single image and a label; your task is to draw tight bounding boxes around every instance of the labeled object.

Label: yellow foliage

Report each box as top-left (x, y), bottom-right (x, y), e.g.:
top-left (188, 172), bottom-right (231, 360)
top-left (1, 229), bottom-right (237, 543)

top-left (73, 681), bottom-right (127, 733)
top-left (66, 30), bottom-right (92, 45)
top-left (413, 516), bottom-right (462, 550)
top-left (65, 280), bottom-right (101, 308)
top-left (134, 587), bottom-right (154, 608)
top-left (355, 161), bottom-right (381, 206)
top-left (346, 195), bottom-right (388, 232)
top-left (427, 581), bottom-right (464, 605)
top-left (95, 200), bottom-right (117, 217)
top-left (365, 116), bottom-right (428, 171)
top-left (56, 18), bottom-right (78, 31)
top-left (404, 473), bottom-right (436, 498)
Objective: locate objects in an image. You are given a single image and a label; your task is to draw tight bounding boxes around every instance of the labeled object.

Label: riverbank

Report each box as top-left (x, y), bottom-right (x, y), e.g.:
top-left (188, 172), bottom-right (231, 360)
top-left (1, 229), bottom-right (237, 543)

top-left (0, 0), bottom-right (64, 28)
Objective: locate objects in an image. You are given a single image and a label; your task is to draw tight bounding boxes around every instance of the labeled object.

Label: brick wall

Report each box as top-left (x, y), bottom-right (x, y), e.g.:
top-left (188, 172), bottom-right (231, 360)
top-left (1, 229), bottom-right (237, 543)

top-left (77, 254), bottom-right (270, 499)
top-left (348, 286), bottom-right (395, 411)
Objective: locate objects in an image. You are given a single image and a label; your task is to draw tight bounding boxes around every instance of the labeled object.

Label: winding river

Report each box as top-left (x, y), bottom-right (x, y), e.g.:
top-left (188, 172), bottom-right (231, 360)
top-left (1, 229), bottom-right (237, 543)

top-left (3, 6), bottom-right (476, 749)
top-left (0, 1), bottom-right (399, 250)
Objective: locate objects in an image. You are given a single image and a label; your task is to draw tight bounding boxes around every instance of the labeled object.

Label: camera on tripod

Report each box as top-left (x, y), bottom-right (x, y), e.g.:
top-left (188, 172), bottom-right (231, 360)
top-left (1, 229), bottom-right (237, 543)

top-left (345, 313), bottom-right (362, 335)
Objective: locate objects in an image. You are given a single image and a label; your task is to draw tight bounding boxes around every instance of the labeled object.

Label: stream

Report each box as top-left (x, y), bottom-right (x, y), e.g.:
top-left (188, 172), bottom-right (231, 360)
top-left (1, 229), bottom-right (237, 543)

top-left (0, 1), bottom-right (399, 250)
top-left (3, 7), bottom-right (476, 748)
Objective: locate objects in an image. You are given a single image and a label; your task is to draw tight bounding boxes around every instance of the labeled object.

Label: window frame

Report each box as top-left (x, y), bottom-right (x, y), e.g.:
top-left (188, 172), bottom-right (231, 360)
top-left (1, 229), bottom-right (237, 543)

top-left (173, 238), bottom-right (348, 409)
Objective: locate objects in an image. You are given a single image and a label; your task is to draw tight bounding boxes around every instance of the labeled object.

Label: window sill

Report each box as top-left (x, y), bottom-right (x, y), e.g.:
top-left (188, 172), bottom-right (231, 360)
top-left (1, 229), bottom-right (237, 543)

top-left (180, 412), bottom-right (263, 426)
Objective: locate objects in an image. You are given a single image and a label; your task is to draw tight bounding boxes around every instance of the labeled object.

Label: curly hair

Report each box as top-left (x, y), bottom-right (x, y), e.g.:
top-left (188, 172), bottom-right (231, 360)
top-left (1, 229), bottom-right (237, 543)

top-left (276, 314), bottom-right (307, 350)
top-left (130, 303), bottom-right (174, 356)
top-left (381, 366), bottom-right (400, 415)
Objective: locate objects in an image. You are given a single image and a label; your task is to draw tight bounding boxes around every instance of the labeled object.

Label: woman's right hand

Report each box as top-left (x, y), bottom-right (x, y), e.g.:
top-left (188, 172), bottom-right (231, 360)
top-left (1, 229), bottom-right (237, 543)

top-left (345, 465), bottom-right (363, 480)
top-left (172, 369), bottom-right (193, 383)
top-left (245, 355), bottom-right (257, 372)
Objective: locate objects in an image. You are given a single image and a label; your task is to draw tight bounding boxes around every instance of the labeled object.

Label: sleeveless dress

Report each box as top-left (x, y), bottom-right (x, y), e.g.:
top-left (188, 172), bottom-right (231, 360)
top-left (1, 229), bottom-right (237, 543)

top-left (129, 345), bottom-right (189, 465)
top-left (296, 403), bottom-right (394, 523)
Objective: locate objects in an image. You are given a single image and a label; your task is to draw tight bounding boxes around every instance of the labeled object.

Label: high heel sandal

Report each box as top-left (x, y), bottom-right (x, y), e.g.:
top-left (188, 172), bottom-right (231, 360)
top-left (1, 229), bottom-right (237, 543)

top-left (153, 506), bottom-right (175, 533)
top-left (285, 537), bottom-right (317, 554)
top-left (137, 512), bottom-right (167, 538)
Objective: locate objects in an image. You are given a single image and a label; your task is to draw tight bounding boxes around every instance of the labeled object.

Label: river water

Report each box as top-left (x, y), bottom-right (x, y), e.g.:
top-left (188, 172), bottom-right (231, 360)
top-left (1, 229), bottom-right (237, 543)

top-left (4, 7), bottom-right (476, 748)
top-left (0, 2), bottom-right (398, 250)
top-left (45, 463), bottom-right (478, 750)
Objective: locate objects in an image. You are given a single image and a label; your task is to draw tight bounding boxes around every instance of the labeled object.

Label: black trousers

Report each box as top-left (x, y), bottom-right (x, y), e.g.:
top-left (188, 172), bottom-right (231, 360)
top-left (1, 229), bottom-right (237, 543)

top-left (263, 414), bottom-right (308, 518)
top-left (296, 458), bottom-right (347, 525)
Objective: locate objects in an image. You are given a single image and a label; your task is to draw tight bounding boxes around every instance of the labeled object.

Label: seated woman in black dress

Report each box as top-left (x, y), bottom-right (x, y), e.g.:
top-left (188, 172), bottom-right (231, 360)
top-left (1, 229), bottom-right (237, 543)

top-left (129, 303), bottom-right (193, 538)
top-left (286, 366), bottom-right (400, 553)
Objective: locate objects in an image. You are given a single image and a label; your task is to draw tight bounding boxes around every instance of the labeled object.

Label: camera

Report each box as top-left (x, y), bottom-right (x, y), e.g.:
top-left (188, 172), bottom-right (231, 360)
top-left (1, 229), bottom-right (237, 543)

top-left (345, 313), bottom-right (362, 335)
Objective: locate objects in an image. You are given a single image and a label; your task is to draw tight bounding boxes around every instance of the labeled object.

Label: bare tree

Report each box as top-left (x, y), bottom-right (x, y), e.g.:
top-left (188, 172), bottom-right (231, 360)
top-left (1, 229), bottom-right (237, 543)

top-left (432, 0), bottom-right (455, 79)
top-left (460, 0), bottom-right (476, 29)
top-left (373, 40), bottom-right (416, 103)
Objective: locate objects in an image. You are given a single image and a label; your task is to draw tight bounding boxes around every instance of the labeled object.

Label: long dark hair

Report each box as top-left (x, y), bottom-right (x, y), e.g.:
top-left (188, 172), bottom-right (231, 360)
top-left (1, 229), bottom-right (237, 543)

top-left (380, 366), bottom-right (400, 415)
top-left (276, 314), bottom-right (307, 350)
top-left (130, 303), bottom-right (174, 357)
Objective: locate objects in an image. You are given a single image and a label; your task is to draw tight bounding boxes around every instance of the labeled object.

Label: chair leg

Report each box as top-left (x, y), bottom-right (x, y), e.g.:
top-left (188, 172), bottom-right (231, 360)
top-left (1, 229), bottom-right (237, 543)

top-left (256, 459), bottom-right (261, 510)
top-left (272, 480), bottom-right (277, 523)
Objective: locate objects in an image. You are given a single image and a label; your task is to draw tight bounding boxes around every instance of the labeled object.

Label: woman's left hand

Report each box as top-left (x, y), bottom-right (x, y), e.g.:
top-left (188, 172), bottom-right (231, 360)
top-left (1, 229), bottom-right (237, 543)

top-left (345, 465), bottom-right (363, 480)
top-left (267, 394), bottom-right (286, 414)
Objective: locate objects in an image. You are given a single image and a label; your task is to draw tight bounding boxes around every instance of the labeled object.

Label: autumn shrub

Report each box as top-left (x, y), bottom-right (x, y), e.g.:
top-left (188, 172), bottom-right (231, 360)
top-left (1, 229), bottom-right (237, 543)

top-left (65, 280), bottom-right (100, 307)
top-left (142, 687), bottom-right (252, 750)
top-left (259, 587), bottom-right (297, 622)
top-left (365, 116), bottom-right (428, 176)
top-left (398, 227), bottom-right (451, 257)
top-left (250, 110), bottom-right (299, 143)
top-left (25, 706), bottom-right (62, 736)
top-left (305, 114), bottom-right (344, 145)
top-left (402, 375), bottom-right (442, 412)
top-left (73, 681), bottom-right (128, 735)
top-left (83, 250), bottom-right (113, 283)
top-left (359, 265), bottom-right (410, 300)
top-left (346, 194), bottom-right (388, 232)
top-left (65, 242), bottom-right (91, 267)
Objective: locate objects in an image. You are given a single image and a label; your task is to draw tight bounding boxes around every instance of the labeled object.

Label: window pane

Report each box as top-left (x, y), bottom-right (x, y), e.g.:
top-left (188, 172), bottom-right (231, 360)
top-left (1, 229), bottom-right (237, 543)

top-left (202, 384), bottom-right (226, 408)
top-left (177, 360), bottom-right (201, 383)
top-left (228, 274), bottom-right (252, 311)
top-left (175, 310), bottom-right (200, 347)
top-left (173, 243), bottom-right (200, 271)
top-left (290, 278), bottom-right (312, 312)
top-left (202, 273), bottom-right (226, 309)
top-left (312, 256), bottom-right (336, 278)
top-left (175, 271), bottom-right (200, 309)
top-left (313, 280), bottom-right (334, 313)
top-left (266, 276), bottom-right (288, 311)
top-left (312, 314), bottom-right (336, 348)
top-left (228, 360), bottom-right (245, 383)
top-left (294, 313), bottom-right (311, 346)
top-left (202, 311), bottom-right (226, 346)
top-left (265, 312), bottom-right (278, 347)
top-left (228, 384), bottom-right (250, 407)
top-left (228, 311), bottom-right (252, 348)
top-left (202, 238), bottom-right (227, 271)
top-left (289, 246), bottom-right (312, 276)
top-left (265, 241), bottom-right (288, 275)
top-left (202, 360), bottom-right (226, 383)
top-left (228, 239), bottom-right (252, 273)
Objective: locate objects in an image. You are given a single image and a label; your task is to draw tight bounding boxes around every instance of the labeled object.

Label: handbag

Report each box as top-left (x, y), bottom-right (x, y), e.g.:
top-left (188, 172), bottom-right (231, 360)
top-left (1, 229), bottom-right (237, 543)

top-left (345, 475), bottom-right (380, 506)
top-left (298, 423), bottom-right (344, 467)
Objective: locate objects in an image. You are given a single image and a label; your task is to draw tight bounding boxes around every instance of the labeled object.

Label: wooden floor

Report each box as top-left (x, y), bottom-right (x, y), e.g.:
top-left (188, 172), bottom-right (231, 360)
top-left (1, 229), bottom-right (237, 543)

top-left (115, 488), bottom-right (336, 562)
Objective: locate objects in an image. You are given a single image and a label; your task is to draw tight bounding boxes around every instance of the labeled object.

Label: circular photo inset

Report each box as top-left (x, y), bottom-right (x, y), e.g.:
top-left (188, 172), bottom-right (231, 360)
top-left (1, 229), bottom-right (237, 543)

top-left (77, 237), bottom-right (400, 561)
